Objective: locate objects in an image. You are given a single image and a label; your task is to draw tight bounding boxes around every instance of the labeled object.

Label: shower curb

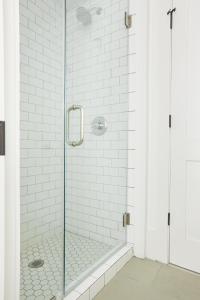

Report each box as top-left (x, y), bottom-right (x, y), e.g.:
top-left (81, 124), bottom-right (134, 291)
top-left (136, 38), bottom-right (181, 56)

top-left (64, 244), bottom-right (134, 300)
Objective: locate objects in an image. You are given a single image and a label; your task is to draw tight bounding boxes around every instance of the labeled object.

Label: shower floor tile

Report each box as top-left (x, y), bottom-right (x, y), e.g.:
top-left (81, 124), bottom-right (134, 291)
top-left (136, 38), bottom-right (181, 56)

top-left (20, 232), bottom-right (112, 300)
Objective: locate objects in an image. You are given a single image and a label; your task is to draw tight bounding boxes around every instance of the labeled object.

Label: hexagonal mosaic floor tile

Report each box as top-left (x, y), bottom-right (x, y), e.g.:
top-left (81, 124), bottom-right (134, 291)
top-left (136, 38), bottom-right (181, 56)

top-left (20, 232), bottom-right (112, 299)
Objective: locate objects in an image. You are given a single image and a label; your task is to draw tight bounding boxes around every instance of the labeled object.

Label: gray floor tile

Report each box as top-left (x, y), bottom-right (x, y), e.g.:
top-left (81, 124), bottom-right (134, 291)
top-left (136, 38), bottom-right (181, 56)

top-left (152, 265), bottom-right (200, 300)
top-left (95, 258), bottom-right (200, 300)
top-left (95, 274), bottom-right (149, 300)
top-left (118, 257), bottom-right (162, 285)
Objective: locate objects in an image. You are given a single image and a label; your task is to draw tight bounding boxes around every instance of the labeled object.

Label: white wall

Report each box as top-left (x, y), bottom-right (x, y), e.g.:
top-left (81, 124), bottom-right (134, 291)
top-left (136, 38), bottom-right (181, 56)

top-left (19, 0), bottom-right (65, 247)
top-left (129, 0), bottom-right (149, 258)
top-left (146, 0), bottom-right (171, 263)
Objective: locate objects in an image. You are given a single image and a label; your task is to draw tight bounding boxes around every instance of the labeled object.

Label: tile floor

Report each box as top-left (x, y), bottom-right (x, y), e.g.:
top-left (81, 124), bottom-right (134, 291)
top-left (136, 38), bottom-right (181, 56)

top-left (20, 232), bottom-right (112, 299)
top-left (94, 257), bottom-right (200, 300)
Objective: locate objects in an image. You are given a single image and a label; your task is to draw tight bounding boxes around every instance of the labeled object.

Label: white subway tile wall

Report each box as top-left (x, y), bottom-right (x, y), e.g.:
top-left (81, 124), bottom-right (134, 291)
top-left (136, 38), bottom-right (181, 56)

top-left (20, 0), bottom-right (65, 247)
top-left (19, 0), bottom-right (136, 297)
top-left (20, 0), bottom-right (135, 249)
top-left (65, 0), bottom-right (130, 246)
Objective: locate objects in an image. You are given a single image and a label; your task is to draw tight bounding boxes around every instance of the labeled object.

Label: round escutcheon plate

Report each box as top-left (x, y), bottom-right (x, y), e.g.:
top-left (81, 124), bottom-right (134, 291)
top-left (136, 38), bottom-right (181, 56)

top-left (91, 116), bottom-right (107, 136)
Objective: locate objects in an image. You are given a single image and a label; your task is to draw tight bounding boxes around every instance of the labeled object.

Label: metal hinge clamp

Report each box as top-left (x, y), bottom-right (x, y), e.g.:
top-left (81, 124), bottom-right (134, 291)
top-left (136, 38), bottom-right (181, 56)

top-left (125, 12), bottom-right (132, 29)
top-left (123, 212), bottom-right (131, 227)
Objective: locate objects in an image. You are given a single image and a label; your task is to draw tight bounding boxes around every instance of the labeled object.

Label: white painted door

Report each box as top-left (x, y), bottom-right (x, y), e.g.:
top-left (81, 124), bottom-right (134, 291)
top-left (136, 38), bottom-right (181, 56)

top-left (170, 0), bottom-right (200, 273)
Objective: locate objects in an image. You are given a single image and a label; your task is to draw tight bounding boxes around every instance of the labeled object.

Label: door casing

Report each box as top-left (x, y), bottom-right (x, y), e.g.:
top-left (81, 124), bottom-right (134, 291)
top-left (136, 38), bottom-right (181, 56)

top-left (146, 0), bottom-right (172, 264)
top-left (0, 0), bottom-right (5, 298)
top-left (3, 0), bottom-right (20, 299)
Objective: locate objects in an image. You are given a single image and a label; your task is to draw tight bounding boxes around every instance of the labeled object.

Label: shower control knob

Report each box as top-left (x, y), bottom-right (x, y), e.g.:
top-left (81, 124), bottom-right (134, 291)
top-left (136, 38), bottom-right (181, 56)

top-left (91, 116), bottom-right (107, 136)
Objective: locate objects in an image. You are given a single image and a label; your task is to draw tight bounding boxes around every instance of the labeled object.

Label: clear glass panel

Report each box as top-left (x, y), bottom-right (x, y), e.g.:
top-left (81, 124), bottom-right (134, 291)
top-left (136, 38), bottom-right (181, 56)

top-left (65, 0), bottom-right (129, 293)
top-left (19, 0), bottom-right (129, 297)
top-left (19, 0), bottom-right (65, 299)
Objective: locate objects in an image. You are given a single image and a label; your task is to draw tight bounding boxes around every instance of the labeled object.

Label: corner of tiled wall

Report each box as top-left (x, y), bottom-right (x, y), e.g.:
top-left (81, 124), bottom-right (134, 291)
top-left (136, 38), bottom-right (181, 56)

top-left (127, 1), bottom-right (136, 246)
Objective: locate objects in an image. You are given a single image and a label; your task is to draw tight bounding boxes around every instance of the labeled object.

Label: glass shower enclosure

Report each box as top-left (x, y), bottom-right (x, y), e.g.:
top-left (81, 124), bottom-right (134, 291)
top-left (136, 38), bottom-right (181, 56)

top-left (19, 0), bottom-right (129, 298)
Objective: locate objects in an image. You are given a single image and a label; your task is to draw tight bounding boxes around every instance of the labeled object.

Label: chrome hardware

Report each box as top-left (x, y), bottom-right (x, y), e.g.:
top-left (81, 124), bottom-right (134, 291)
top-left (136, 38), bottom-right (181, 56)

top-left (168, 212), bottom-right (171, 226)
top-left (167, 8), bottom-right (176, 29)
top-left (0, 121), bottom-right (5, 155)
top-left (125, 12), bottom-right (132, 29)
top-left (91, 116), bottom-right (107, 136)
top-left (123, 213), bottom-right (131, 227)
top-left (169, 114), bottom-right (172, 128)
top-left (67, 105), bottom-right (84, 147)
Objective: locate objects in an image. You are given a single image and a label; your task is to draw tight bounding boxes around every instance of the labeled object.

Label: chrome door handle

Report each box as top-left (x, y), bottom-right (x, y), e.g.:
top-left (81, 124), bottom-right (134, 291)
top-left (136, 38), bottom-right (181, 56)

top-left (67, 104), bottom-right (84, 147)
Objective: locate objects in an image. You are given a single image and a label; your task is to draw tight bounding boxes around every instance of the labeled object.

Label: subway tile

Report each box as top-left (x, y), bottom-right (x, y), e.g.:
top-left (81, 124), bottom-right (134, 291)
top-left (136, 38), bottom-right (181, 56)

top-left (105, 264), bottom-right (118, 285)
top-left (20, 0), bottom-right (135, 268)
top-left (75, 277), bottom-right (96, 295)
top-left (64, 291), bottom-right (80, 300)
top-left (89, 276), bottom-right (104, 299)
top-left (77, 290), bottom-right (90, 300)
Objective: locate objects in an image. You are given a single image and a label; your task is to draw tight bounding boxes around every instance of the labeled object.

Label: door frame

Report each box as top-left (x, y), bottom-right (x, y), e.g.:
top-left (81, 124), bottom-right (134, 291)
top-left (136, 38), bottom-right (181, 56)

top-left (0, 0), bottom-right (5, 298)
top-left (146, 0), bottom-right (172, 264)
top-left (3, 0), bottom-right (20, 299)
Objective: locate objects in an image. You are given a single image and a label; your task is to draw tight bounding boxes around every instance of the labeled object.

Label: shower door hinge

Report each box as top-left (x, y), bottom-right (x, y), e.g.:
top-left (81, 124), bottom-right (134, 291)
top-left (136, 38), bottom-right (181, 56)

top-left (125, 12), bottom-right (132, 29)
top-left (169, 114), bottom-right (172, 128)
top-left (123, 212), bottom-right (131, 227)
top-left (0, 121), bottom-right (5, 156)
top-left (167, 8), bottom-right (176, 29)
top-left (168, 212), bottom-right (171, 226)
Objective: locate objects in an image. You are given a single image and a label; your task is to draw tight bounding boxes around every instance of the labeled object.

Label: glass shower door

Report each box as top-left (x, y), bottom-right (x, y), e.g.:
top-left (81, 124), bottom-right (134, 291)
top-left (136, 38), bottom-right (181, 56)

top-left (19, 0), bottom-right (129, 297)
top-left (65, 0), bottom-right (129, 292)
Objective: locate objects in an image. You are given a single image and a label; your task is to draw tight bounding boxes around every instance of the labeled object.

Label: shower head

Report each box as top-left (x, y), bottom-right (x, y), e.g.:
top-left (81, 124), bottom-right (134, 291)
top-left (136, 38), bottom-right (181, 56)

top-left (76, 7), bottom-right (92, 26)
top-left (76, 7), bottom-right (102, 26)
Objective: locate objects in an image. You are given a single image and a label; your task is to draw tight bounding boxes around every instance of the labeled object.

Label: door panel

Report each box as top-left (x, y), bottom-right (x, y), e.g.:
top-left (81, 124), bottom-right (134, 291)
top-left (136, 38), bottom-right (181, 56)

top-left (170, 0), bottom-right (200, 272)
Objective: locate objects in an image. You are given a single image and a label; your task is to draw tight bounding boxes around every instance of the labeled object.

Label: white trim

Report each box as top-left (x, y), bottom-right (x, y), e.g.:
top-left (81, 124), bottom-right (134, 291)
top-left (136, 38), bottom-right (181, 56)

top-left (0, 0), bottom-right (5, 298)
top-left (3, 0), bottom-right (20, 299)
top-left (133, 0), bottom-right (149, 258)
top-left (146, 0), bottom-right (171, 264)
